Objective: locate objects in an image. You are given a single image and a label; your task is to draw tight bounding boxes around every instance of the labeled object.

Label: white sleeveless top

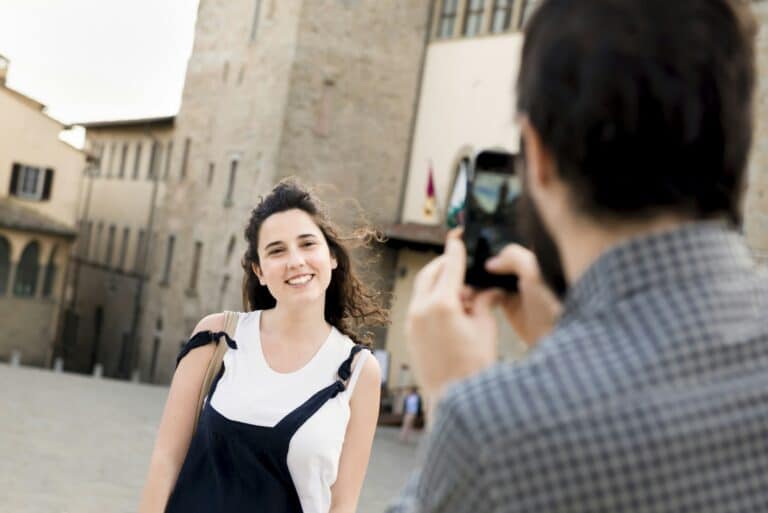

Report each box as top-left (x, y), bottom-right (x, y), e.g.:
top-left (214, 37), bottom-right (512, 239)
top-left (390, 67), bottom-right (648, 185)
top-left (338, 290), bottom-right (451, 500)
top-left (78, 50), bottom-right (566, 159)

top-left (209, 310), bottom-right (369, 513)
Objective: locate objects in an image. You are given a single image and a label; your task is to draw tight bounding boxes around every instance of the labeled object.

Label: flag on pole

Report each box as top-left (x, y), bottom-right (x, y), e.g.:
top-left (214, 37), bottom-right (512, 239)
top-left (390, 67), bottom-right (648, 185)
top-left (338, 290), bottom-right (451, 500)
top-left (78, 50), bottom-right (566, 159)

top-left (423, 161), bottom-right (438, 221)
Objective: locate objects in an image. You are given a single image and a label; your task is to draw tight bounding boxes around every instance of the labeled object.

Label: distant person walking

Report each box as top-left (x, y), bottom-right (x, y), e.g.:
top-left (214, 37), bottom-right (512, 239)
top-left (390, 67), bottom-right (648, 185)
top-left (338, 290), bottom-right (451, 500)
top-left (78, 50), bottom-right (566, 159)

top-left (399, 387), bottom-right (421, 443)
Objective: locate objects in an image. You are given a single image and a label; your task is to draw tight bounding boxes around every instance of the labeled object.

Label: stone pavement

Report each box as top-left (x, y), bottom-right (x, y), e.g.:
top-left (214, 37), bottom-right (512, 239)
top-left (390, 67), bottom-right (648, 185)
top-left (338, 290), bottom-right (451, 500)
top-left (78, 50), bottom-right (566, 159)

top-left (0, 364), bottom-right (423, 513)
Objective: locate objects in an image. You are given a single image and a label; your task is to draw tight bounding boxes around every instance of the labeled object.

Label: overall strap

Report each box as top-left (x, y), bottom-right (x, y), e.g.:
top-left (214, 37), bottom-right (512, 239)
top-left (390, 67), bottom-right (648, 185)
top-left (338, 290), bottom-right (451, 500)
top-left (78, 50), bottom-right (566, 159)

top-left (176, 330), bottom-right (238, 367)
top-left (337, 344), bottom-right (365, 381)
top-left (275, 344), bottom-right (366, 436)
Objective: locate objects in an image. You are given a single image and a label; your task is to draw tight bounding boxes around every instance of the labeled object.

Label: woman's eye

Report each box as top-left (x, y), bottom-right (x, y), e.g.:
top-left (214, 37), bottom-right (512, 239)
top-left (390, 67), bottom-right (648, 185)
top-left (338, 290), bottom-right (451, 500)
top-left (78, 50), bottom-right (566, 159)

top-left (303, 241), bottom-right (316, 247)
top-left (268, 248), bottom-right (283, 255)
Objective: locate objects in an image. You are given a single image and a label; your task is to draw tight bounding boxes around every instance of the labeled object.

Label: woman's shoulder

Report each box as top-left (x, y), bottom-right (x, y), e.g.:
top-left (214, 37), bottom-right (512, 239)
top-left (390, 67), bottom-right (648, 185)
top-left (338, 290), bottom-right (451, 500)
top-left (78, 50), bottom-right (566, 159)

top-left (192, 312), bottom-right (227, 334)
top-left (191, 310), bottom-right (251, 336)
top-left (330, 327), bottom-right (362, 353)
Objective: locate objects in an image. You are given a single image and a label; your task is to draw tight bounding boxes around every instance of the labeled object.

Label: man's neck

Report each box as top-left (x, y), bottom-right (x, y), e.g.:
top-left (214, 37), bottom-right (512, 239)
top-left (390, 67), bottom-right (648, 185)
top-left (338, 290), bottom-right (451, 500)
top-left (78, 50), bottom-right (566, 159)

top-left (556, 213), bottom-right (697, 286)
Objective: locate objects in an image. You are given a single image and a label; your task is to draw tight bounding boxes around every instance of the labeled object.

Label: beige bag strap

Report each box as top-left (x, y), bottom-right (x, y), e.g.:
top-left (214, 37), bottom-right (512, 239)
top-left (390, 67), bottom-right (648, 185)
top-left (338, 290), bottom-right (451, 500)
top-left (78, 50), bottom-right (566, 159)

top-left (193, 311), bottom-right (239, 428)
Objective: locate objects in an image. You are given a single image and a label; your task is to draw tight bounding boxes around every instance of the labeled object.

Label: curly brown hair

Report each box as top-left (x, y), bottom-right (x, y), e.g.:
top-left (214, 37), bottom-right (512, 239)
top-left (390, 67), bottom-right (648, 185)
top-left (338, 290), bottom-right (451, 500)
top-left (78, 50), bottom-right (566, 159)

top-left (241, 179), bottom-right (389, 347)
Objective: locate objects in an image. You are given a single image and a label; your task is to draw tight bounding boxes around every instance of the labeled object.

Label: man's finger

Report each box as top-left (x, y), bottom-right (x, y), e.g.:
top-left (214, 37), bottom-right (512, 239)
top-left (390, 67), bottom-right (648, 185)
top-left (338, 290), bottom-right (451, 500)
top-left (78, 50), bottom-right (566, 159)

top-left (472, 288), bottom-right (504, 314)
top-left (437, 236), bottom-right (467, 293)
top-left (485, 243), bottom-right (538, 277)
top-left (412, 255), bottom-right (445, 298)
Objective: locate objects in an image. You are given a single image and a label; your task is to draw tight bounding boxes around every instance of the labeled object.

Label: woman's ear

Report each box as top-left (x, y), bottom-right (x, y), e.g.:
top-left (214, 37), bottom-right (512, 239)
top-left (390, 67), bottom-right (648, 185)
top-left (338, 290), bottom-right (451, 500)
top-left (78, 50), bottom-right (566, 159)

top-left (252, 262), bottom-right (266, 286)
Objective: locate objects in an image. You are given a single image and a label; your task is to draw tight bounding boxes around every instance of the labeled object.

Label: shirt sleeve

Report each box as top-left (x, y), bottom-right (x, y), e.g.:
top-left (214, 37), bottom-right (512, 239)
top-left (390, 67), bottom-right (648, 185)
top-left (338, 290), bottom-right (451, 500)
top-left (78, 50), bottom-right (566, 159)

top-left (386, 391), bottom-right (493, 513)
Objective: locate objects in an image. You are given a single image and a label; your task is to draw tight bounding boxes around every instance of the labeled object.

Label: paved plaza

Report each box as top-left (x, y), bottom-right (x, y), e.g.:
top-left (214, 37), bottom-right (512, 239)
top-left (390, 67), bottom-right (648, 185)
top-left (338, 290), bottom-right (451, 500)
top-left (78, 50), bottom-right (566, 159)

top-left (0, 364), bottom-right (423, 513)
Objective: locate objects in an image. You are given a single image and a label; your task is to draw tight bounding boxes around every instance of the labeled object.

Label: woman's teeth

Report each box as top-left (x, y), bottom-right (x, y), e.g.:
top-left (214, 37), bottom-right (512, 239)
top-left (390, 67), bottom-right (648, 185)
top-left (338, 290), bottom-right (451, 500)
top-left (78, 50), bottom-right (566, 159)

top-left (287, 275), bottom-right (313, 285)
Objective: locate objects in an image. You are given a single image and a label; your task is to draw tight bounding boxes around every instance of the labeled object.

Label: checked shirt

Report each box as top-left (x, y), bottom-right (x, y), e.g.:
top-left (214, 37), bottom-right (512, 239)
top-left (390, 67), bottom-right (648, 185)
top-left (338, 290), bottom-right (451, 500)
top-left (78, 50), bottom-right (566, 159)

top-left (388, 221), bottom-right (768, 513)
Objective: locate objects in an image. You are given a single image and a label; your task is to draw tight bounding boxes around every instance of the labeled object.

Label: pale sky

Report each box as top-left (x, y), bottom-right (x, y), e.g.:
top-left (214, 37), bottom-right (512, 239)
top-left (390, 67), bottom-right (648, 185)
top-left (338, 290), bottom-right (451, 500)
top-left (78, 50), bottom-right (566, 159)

top-left (0, 0), bottom-right (199, 125)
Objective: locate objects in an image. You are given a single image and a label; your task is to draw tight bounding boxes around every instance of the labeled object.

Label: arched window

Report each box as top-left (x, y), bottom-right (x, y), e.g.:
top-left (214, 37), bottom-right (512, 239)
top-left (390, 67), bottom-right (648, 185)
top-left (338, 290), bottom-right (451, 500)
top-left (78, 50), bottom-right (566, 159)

top-left (42, 245), bottom-right (58, 297)
top-left (0, 236), bottom-right (10, 295)
top-left (447, 157), bottom-right (470, 228)
top-left (14, 241), bottom-right (40, 297)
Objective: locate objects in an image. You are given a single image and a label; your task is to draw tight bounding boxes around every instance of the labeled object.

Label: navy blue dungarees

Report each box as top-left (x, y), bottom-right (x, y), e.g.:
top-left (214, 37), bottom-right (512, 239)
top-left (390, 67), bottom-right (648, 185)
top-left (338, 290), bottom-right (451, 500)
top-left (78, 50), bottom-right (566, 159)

top-left (165, 330), bottom-right (363, 513)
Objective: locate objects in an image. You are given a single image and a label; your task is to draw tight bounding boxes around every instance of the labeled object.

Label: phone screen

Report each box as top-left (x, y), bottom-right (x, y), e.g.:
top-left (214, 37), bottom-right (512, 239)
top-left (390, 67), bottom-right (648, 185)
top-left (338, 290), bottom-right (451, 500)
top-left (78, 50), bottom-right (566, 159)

top-left (463, 151), bottom-right (521, 292)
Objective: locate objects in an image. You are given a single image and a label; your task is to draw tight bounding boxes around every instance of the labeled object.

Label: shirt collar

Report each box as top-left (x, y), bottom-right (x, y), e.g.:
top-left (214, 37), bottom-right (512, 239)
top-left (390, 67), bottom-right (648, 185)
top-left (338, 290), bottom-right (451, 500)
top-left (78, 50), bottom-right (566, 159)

top-left (561, 220), bottom-right (754, 317)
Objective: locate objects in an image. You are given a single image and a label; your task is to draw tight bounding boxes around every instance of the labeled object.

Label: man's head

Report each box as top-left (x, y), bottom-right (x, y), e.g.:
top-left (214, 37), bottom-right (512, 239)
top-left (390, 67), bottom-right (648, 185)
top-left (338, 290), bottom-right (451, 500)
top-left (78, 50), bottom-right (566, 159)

top-left (516, 0), bottom-right (756, 273)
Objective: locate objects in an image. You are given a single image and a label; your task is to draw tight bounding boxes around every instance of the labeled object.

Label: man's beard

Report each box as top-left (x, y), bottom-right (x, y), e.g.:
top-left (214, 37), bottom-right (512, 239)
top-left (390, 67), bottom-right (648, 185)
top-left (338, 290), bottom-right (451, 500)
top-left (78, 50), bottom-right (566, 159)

top-left (516, 191), bottom-right (568, 299)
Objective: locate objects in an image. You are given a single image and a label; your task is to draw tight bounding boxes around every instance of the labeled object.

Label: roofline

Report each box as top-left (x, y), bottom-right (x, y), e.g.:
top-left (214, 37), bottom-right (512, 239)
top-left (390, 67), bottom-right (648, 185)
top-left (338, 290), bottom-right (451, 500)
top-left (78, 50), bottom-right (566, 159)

top-left (74, 116), bottom-right (176, 129)
top-left (0, 84), bottom-right (45, 111)
top-left (379, 222), bottom-right (447, 253)
top-left (0, 217), bottom-right (78, 240)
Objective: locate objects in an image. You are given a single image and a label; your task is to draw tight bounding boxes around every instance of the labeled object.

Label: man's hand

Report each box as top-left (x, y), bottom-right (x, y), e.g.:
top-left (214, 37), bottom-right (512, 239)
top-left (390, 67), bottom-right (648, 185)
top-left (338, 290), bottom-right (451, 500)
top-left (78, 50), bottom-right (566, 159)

top-left (405, 233), bottom-right (502, 406)
top-left (486, 244), bottom-right (563, 346)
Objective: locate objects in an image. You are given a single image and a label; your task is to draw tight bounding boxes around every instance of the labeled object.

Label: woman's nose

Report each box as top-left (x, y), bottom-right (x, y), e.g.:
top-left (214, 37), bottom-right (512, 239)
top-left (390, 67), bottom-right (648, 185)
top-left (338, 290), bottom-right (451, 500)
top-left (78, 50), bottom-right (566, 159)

top-left (285, 248), bottom-right (306, 269)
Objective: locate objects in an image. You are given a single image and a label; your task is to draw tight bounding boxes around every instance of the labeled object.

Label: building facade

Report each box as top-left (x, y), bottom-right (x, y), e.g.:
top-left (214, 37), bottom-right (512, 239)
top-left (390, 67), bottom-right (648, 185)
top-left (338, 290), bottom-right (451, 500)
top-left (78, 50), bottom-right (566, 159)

top-left (73, 0), bottom-right (768, 393)
top-left (60, 117), bottom-right (174, 378)
top-left (0, 55), bottom-right (85, 366)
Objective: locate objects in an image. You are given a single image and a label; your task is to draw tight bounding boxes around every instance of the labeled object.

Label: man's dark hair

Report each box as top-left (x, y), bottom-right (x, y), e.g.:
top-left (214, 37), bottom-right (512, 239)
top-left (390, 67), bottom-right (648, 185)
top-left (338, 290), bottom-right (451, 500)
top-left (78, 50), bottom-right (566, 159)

top-left (517, 0), bottom-right (756, 223)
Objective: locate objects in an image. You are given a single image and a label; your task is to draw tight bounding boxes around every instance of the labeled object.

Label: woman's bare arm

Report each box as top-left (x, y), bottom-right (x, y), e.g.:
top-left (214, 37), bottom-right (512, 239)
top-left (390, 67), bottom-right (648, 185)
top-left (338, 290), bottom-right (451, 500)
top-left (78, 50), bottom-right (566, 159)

top-left (330, 355), bottom-right (382, 513)
top-left (137, 313), bottom-right (225, 513)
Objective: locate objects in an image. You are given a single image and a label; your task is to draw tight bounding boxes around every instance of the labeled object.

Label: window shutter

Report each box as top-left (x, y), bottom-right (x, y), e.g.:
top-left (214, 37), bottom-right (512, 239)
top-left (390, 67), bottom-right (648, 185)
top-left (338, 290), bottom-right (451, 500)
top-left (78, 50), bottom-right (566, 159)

top-left (9, 163), bottom-right (20, 196)
top-left (42, 168), bottom-right (54, 200)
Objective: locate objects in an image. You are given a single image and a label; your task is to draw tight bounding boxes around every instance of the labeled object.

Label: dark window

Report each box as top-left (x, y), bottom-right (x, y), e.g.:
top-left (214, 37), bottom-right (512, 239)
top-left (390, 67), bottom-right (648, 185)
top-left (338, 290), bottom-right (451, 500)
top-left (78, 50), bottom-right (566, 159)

top-left (105, 225), bottom-right (116, 267)
top-left (161, 235), bottom-right (175, 285)
top-left (224, 159), bottom-right (238, 206)
top-left (9, 163), bottom-right (51, 200)
top-left (490, 0), bottom-right (513, 33)
top-left (105, 143), bottom-right (116, 177)
top-left (250, 0), bottom-right (262, 41)
top-left (80, 221), bottom-right (93, 259)
top-left (149, 337), bottom-right (161, 383)
top-left (93, 222), bottom-right (104, 262)
top-left (226, 235), bottom-right (236, 264)
top-left (133, 143), bottom-right (143, 180)
top-left (14, 241), bottom-right (39, 297)
top-left (437, 0), bottom-right (459, 38)
top-left (118, 227), bottom-right (130, 270)
top-left (134, 229), bottom-right (146, 273)
top-left (180, 138), bottom-right (191, 179)
top-left (223, 61), bottom-right (230, 83)
top-left (41, 169), bottom-right (53, 200)
top-left (118, 143), bottom-right (128, 178)
top-left (207, 162), bottom-right (215, 185)
top-left (0, 236), bottom-right (10, 295)
top-left (463, 0), bottom-right (486, 36)
top-left (219, 274), bottom-right (231, 310)
top-left (90, 306), bottom-right (103, 372)
top-left (151, 142), bottom-right (162, 180)
top-left (42, 245), bottom-right (58, 297)
top-left (164, 141), bottom-right (173, 180)
top-left (188, 241), bottom-right (203, 293)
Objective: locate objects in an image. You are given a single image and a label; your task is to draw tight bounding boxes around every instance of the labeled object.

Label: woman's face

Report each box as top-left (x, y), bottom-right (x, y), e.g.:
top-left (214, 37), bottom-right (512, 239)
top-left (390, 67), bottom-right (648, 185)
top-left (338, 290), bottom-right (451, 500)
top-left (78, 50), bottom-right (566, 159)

top-left (253, 208), bottom-right (338, 308)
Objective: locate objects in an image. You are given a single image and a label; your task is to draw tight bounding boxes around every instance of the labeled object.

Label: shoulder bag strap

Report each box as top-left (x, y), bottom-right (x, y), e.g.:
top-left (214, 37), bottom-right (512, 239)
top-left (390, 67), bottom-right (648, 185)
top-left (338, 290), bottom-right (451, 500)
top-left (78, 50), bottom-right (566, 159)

top-left (193, 311), bottom-right (239, 429)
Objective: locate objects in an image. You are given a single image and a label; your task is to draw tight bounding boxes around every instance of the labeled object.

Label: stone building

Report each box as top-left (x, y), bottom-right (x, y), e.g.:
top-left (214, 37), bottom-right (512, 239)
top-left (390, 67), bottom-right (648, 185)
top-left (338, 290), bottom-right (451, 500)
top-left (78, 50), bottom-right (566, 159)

top-left (130, 0), bottom-right (431, 384)
top-left (0, 54), bottom-right (85, 366)
top-left (60, 117), bottom-right (174, 379)
top-left (74, 0), bottom-right (768, 389)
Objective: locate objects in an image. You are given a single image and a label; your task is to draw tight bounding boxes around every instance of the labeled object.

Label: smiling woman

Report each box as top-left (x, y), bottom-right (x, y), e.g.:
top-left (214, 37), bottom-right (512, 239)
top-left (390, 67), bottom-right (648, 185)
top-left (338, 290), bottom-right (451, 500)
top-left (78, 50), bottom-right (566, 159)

top-left (140, 178), bottom-right (388, 513)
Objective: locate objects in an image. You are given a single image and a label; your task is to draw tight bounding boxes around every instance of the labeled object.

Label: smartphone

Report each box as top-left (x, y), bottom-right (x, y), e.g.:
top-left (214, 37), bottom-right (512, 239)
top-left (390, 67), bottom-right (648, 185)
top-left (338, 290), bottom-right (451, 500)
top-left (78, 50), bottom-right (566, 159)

top-left (462, 150), bottom-right (522, 292)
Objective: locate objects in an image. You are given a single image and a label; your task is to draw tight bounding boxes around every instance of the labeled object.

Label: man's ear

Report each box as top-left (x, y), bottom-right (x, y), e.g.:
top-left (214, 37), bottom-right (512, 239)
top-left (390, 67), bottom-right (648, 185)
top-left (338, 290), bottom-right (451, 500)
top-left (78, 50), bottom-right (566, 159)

top-left (252, 262), bottom-right (266, 286)
top-left (520, 117), bottom-right (556, 194)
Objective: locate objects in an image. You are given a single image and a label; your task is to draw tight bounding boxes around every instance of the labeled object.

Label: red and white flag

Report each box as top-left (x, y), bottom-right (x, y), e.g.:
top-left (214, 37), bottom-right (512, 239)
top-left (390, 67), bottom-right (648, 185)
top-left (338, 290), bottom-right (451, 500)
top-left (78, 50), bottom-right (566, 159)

top-left (423, 161), bottom-right (438, 221)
